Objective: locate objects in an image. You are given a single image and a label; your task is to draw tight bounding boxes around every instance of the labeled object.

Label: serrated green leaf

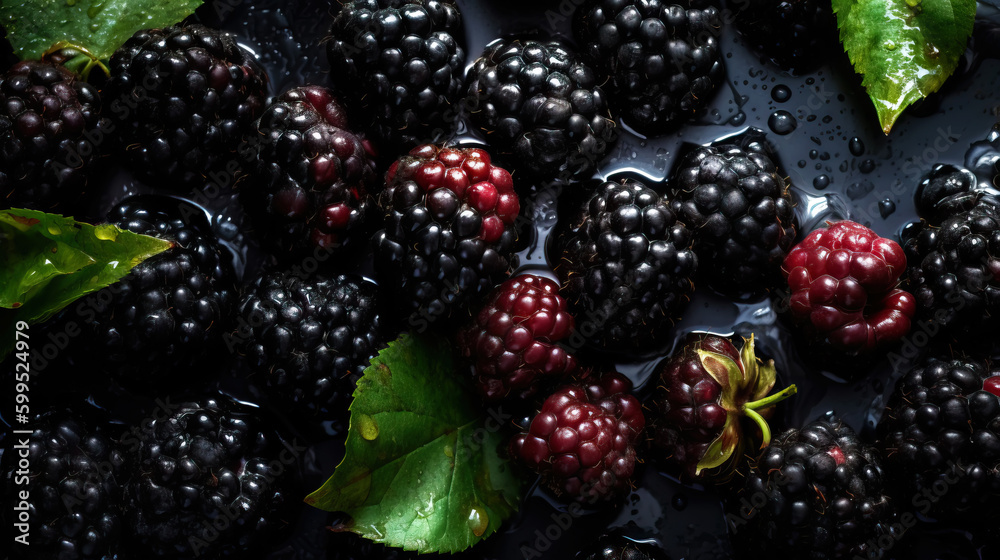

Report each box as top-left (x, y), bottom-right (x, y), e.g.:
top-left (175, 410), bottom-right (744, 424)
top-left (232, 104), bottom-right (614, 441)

top-left (0, 209), bottom-right (172, 358)
top-left (833, 0), bottom-right (975, 133)
top-left (305, 333), bottom-right (523, 554)
top-left (0, 0), bottom-right (202, 61)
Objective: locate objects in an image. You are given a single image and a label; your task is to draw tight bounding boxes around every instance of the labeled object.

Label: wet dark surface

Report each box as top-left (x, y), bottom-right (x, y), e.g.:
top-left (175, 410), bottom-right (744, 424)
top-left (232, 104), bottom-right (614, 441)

top-left (4, 0), bottom-right (1000, 558)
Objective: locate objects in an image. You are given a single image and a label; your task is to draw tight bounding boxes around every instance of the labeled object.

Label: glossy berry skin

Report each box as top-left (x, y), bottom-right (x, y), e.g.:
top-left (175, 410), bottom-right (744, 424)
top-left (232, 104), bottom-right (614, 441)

top-left (0, 60), bottom-right (103, 212)
top-left (781, 220), bottom-right (915, 355)
top-left (1, 412), bottom-right (125, 560)
top-left (555, 179), bottom-right (697, 353)
top-left (579, 535), bottom-right (672, 560)
top-left (70, 196), bottom-right (236, 387)
top-left (736, 0), bottom-right (838, 73)
top-left (105, 24), bottom-right (269, 188)
top-left (671, 139), bottom-right (797, 296)
top-left (373, 144), bottom-right (519, 325)
top-left (457, 274), bottom-right (578, 403)
top-left (125, 397), bottom-right (292, 558)
top-left (465, 37), bottom-right (615, 179)
top-left (511, 372), bottom-right (645, 502)
top-left (326, 0), bottom-right (465, 149)
top-left (902, 195), bottom-right (1000, 341)
top-left (243, 86), bottom-right (377, 260)
top-left (574, 0), bottom-right (724, 135)
top-left (233, 271), bottom-right (384, 424)
top-left (914, 164), bottom-right (977, 225)
top-left (877, 358), bottom-right (1000, 519)
top-left (734, 420), bottom-right (898, 560)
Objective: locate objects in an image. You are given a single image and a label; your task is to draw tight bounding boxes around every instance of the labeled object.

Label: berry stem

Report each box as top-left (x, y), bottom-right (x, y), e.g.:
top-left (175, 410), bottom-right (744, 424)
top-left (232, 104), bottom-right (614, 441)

top-left (741, 385), bottom-right (798, 448)
top-left (744, 407), bottom-right (771, 448)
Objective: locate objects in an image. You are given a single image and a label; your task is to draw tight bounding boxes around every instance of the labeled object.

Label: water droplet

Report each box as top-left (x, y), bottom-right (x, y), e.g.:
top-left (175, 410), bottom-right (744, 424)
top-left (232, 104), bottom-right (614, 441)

top-left (884, 40), bottom-right (897, 51)
top-left (87, 0), bottom-right (107, 18)
top-left (879, 199), bottom-right (896, 218)
top-left (66, 0), bottom-right (76, 5)
top-left (813, 175), bottom-right (831, 190)
top-left (809, 150), bottom-right (819, 160)
top-left (767, 110), bottom-right (797, 135)
top-left (672, 493), bottom-right (688, 511)
top-left (860, 159), bottom-right (876, 174)
top-left (357, 414), bottom-right (379, 441)
top-left (849, 137), bottom-right (865, 156)
top-left (729, 111), bottom-right (746, 126)
top-left (771, 85), bottom-right (791, 103)
top-left (797, 160), bottom-right (807, 169)
top-left (47, 224), bottom-right (61, 235)
top-left (94, 225), bottom-right (118, 241)
top-left (905, 0), bottom-right (921, 7)
top-left (467, 506), bottom-right (489, 537)
top-left (444, 445), bottom-right (453, 458)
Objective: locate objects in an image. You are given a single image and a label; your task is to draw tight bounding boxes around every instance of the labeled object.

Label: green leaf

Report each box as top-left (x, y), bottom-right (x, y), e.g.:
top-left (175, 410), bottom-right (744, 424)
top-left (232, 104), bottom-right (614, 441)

top-left (305, 333), bottom-right (523, 554)
top-left (0, 0), bottom-right (203, 61)
top-left (0, 209), bottom-right (172, 358)
top-left (833, 0), bottom-right (975, 133)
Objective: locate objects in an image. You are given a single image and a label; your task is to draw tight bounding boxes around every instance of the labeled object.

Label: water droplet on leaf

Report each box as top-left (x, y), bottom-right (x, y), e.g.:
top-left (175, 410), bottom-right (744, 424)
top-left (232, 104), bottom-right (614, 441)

top-left (357, 414), bottom-right (379, 440)
top-left (467, 506), bottom-right (489, 537)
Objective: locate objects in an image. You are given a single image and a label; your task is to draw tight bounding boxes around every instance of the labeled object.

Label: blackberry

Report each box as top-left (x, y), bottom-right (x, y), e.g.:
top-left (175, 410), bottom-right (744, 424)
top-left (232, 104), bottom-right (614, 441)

top-left (242, 86), bottom-right (377, 260)
top-left (105, 24), bottom-right (268, 188)
top-left (372, 144), bottom-right (520, 326)
top-left (736, 0), bottom-right (838, 73)
top-left (511, 371), bottom-right (645, 502)
top-left (0, 60), bottom-right (103, 212)
top-left (326, 0), bottom-right (465, 149)
top-left (574, 0), bottom-right (724, 136)
top-left (579, 535), bottom-right (671, 560)
top-left (457, 274), bottom-right (579, 403)
top-left (232, 271), bottom-right (384, 423)
top-left (670, 137), bottom-right (797, 296)
top-left (733, 419), bottom-right (898, 560)
top-left (2, 411), bottom-right (125, 560)
top-left (70, 195), bottom-right (236, 387)
top-left (465, 37), bottom-right (615, 179)
top-left (554, 179), bottom-right (697, 353)
top-left (914, 164), bottom-right (977, 225)
top-left (877, 357), bottom-right (1000, 519)
top-left (902, 194), bottom-right (1000, 341)
top-left (124, 396), bottom-right (293, 558)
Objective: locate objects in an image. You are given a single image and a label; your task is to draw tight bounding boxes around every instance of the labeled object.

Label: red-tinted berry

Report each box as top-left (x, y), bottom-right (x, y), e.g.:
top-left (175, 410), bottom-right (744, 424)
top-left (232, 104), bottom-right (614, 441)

top-left (781, 220), bottom-right (916, 355)
top-left (458, 275), bottom-right (579, 402)
top-left (511, 372), bottom-right (644, 502)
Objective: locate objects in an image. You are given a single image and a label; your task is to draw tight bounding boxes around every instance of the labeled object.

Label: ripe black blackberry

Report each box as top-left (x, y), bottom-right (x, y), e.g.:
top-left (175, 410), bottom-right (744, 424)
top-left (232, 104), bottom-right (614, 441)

top-left (669, 136), bottom-right (797, 296)
top-left (733, 419), bottom-right (898, 560)
top-left (326, 0), bottom-right (465, 149)
top-left (232, 271), bottom-right (384, 423)
top-left (372, 144), bottom-right (520, 326)
top-left (913, 164), bottom-right (977, 225)
top-left (465, 37), bottom-right (615, 179)
top-left (579, 535), bottom-right (671, 560)
top-left (105, 24), bottom-right (268, 188)
top-left (72, 195), bottom-right (236, 387)
top-left (902, 193), bottom-right (1000, 341)
top-left (0, 60), bottom-right (103, 212)
top-left (573, 0), bottom-right (724, 136)
top-left (124, 396), bottom-right (293, 558)
top-left (554, 179), bottom-right (697, 353)
top-left (2, 411), bottom-right (125, 560)
top-left (243, 86), bottom-right (377, 260)
top-left (877, 357), bottom-right (1000, 519)
top-left (736, 0), bottom-right (838, 73)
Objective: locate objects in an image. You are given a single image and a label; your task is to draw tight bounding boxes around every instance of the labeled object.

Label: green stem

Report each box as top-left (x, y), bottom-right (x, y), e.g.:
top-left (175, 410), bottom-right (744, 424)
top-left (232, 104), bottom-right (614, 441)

top-left (744, 407), bottom-right (771, 447)
top-left (744, 384), bottom-right (797, 411)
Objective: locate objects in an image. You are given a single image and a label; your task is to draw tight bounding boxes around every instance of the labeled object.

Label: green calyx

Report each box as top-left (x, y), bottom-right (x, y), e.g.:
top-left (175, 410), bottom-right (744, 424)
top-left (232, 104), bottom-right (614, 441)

top-left (694, 335), bottom-right (797, 476)
top-left (44, 42), bottom-right (110, 81)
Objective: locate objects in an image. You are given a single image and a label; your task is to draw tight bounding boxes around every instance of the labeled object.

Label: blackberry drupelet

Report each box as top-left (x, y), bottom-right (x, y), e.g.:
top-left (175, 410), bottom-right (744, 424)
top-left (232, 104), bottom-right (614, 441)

top-left (2, 411), bottom-right (125, 560)
top-left (734, 419), bottom-right (898, 560)
top-left (0, 60), bottom-right (103, 212)
top-left (372, 144), bottom-right (520, 326)
top-left (105, 24), bottom-right (268, 188)
top-left (914, 164), bottom-right (977, 225)
top-left (326, 0), bottom-right (465, 149)
top-left (902, 194), bottom-right (1000, 341)
top-left (736, 0), bottom-right (838, 73)
top-left (125, 396), bottom-right (292, 558)
top-left (554, 179), bottom-right (697, 353)
top-left (72, 195), bottom-right (236, 386)
top-left (457, 274), bottom-right (579, 404)
top-left (670, 138), bottom-right (797, 296)
top-left (511, 372), bottom-right (645, 502)
top-left (877, 357), bottom-right (1000, 519)
top-left (233, 271), bottom-right (384, 423)
top-left (579, 535), bottom-right (671, 560)
top-left (243, 86), bottom-right (377, 260)
top-left (465, 37), bottom-right (615, 179)
top-left (574, 0), bottom-right (724, 135)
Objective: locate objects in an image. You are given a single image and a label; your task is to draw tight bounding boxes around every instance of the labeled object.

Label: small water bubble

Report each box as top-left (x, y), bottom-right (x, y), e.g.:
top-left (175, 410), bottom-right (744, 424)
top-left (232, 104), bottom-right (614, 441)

top-left (809, 150), bottom-right (819, 160)
top-left (849, 137), bottom-right (865, 156)
top-left (672, 493), bottom-right (689, 511)
top-left (806, 77), bottom-right (815, 85)
top-left (822, 115), bottom-right (833, 124)
top-left (884, 40), bottom-right (897, 51)
top-left (819, 152), bottom-right (831, 161)
top-left (357, 414), bottom-right (379, 440)
top-left (797, 160), bottom-right (807, 168)
top-left (767, 110), bottom-right (797, 135)
top-left (467, 506), bottom-right (489, 537)
top-left (860, 159), bottom-right (876, 173)
top-left (771, 85), bottom-right (792, 103)
top-left (879, 199), bottom-right (896, 218)
top-left (839, 161), bottom-right (849, 172)
top-left (813, 175), bottom-right (831, 190)
top-left (730, 111), bottom-right (746, 126)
